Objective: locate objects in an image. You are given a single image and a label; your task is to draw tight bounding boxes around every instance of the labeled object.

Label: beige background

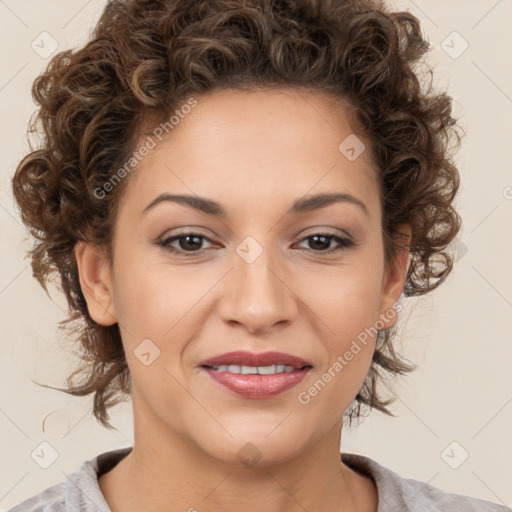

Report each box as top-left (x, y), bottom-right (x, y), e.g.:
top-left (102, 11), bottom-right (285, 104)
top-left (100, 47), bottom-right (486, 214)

top-left (1, 0), bottom-right (511, 509)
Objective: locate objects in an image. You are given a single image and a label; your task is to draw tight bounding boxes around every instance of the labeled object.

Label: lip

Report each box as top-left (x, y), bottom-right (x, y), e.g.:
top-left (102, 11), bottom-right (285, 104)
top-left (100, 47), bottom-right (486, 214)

top-left (201, 366), bottom-right (312, 398)
top-left (198, 350), bottom-right (313, 399)
top-left (198, 350), bottom-right (313, 369)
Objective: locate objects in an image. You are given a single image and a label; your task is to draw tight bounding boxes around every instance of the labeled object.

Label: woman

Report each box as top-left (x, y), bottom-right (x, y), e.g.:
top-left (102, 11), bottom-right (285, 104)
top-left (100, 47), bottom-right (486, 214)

top-left (8, 0), bottom-right (510, 510)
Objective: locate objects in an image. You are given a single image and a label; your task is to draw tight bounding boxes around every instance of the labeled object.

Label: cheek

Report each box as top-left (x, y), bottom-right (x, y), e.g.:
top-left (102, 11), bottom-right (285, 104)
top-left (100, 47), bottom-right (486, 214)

top-left (112, 254), bottom-right (192, 329)
top-left (301, 281), bottom-right (380, 412)
top-left (308, 263), bottom-right (383, 335)
top-left (110, 259), bottom-right (216, 375)
top-left (111, 262), bottom-right (192, 413)
top-left (304, 263), bottom-right (383, 386)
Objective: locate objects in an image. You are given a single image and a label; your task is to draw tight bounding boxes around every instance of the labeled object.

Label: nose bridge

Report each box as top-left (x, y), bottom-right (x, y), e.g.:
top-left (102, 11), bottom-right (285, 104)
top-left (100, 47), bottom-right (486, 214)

top-left (218, 235), bottom-right (297, 333)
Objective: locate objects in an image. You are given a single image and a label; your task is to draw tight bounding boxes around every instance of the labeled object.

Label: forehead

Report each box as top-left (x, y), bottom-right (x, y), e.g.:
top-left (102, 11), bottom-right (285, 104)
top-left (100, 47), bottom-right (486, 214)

top-left (120, 88), bottom-right (380, 221)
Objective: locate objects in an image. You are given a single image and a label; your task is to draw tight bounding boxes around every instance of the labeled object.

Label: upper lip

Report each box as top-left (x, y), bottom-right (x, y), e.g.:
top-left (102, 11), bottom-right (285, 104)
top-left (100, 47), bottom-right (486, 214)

top-left (199, 351), bottom-right (313, 369)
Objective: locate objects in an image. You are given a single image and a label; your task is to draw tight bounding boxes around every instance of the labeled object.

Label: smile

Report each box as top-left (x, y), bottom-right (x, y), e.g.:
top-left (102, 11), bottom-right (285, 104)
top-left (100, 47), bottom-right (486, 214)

top-left (208, 364), bottom-right (297, 374)
top-left (201, 365), bottom-right (311, 398)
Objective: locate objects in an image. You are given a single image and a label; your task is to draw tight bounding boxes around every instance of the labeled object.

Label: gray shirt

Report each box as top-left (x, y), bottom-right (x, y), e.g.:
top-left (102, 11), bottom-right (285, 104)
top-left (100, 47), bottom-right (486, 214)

top-left (7, 446), bottom-right (511, 511)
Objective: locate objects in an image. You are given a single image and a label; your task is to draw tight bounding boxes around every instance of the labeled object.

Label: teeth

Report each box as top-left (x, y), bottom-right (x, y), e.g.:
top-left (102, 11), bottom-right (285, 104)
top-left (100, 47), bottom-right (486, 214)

top-left (210, 364), bottom-right (297, 374)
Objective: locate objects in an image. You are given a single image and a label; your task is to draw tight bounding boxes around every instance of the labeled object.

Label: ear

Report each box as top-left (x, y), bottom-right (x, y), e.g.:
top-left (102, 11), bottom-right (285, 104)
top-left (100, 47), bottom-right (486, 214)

top-left (378, 223), bottom-right (411, 330)
top-left (74, 241), bottom-right (117, 326)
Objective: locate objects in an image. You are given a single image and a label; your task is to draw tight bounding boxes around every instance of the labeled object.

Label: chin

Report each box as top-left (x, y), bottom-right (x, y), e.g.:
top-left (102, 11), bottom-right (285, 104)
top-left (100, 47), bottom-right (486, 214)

top-left (195, 427), bottom-right (312, 468)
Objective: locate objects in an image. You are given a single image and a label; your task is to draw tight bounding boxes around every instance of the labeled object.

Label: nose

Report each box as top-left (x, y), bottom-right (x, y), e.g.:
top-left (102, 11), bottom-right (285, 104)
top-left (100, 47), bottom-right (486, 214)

top-left (217, 241), bottom-right (299, 336)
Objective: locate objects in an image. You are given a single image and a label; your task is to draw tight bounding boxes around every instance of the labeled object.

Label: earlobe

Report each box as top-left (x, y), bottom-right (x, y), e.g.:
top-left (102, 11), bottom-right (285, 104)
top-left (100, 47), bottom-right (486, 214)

top-left (74, 241), bottom-right (117, 326)
top-left (378, 224), bottom-right (412, 329)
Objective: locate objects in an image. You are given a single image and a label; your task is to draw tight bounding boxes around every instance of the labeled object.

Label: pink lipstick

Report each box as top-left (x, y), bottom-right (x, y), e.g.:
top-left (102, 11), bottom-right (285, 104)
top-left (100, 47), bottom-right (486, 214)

top-left (199, 350), bottom-right (312, 398)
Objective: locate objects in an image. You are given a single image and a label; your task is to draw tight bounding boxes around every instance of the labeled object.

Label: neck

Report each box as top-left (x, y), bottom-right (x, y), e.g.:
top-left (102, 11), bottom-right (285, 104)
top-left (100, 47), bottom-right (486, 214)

top-left (99, 393), bottom-right (377, 512)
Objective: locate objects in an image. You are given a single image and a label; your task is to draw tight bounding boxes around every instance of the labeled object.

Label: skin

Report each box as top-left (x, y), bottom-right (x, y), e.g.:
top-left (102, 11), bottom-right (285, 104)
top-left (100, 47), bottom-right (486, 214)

top-left (75, 87), bottom-right (411, 512)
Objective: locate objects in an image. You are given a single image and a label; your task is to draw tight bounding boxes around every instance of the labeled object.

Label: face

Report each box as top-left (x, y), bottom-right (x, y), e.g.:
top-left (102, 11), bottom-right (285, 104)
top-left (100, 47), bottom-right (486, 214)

top-left (76, 88), bottom-right (410, 466)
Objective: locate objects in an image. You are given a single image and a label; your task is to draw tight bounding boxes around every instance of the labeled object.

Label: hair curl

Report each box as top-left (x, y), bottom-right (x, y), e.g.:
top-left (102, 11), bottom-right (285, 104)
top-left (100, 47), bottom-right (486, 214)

top-left (11, 0), bottom-right (463, 429)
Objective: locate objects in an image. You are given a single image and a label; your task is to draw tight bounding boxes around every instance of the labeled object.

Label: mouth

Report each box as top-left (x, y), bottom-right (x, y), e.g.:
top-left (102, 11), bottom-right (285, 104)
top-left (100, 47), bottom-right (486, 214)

top-left (198, 350), bottom-right (313, 370)
top-left (198, 350), bottom-right (313, 398)
top-left (200, 365), bottom-right (312, 398)
top-left (200, 363), bottom-right (312, 374)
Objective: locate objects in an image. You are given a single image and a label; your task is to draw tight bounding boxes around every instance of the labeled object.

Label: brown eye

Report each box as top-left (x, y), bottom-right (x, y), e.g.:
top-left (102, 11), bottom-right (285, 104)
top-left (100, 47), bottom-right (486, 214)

top-left (157, 231), bottom-right (356, 257)
top-left (296, 233), bottom-right (355, 253)
top-left (158, 232), bottom-right (213, 255)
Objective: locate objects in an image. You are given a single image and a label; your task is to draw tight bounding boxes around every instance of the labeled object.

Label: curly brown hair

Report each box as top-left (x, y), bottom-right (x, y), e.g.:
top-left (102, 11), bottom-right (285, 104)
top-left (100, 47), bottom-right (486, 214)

top-left (11, 0), bottom-right (463, 430)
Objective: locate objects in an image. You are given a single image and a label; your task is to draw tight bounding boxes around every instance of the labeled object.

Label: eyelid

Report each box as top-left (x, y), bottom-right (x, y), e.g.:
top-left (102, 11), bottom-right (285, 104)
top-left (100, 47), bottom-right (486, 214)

top-left (157, 226), bottom-right (353, 244)
top-left (299, 225), bottom-right (354, 241)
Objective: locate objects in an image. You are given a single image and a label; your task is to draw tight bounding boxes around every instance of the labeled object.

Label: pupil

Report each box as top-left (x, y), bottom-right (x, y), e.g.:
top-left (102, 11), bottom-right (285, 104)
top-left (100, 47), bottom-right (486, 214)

top-left (310, 235), bottom-right (329, 250)
top-left (181, 235), bottom-right (202, 251)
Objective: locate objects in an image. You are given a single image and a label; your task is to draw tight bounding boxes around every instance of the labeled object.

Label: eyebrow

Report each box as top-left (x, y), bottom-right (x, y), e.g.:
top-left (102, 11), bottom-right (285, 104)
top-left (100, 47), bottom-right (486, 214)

top-left (142, 192), bottom-right (370, 217)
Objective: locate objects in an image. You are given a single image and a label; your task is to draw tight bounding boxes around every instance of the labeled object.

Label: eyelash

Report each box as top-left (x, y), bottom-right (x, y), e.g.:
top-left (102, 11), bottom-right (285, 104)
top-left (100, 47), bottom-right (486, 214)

top-left (157, 231), bottom-right (356, 256)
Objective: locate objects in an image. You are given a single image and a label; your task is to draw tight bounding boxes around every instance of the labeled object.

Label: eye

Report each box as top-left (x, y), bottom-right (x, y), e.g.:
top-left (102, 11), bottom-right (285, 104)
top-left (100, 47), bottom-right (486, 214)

top-left (157, 231), bottom-right (356, 257)
top-left (158, 232), bottom-right (213, 256)
top-left (295, 232), bottom-right (355, 253)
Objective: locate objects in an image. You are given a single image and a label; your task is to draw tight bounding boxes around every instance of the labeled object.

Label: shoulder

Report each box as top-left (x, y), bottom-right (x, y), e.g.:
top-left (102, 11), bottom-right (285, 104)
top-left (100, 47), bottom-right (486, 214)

top-left (7, 482), bottom-right (66, 512)
top-left (341, 452), bottom-right (511, 512)
top-left (393, 470), bottom-right (510, 512)
top-left (6, 447), bottom-right (132, 512)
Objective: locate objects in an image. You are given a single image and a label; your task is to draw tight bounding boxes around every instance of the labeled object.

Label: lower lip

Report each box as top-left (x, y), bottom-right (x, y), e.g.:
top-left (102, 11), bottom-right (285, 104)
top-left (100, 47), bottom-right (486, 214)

top-left (201, 367), bottom-right (311, 398)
